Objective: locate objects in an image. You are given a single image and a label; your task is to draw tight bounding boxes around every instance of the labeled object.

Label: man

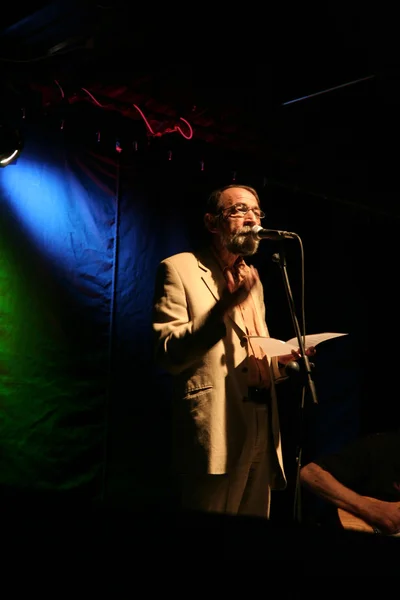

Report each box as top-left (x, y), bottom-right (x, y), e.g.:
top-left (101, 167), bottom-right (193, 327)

top-left (300, 429), bottom-right (400, 535)
top-left (152, 184), bottom-right (314, 518)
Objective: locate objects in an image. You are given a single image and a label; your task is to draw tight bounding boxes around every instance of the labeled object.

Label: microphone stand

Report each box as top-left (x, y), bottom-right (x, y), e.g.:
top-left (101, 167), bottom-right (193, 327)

top-left (272, 247), bottom-right (318, 523)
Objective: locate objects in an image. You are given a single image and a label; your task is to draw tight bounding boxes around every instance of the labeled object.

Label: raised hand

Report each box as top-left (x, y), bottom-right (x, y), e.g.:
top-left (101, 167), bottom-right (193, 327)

top-left (220, 265), bottom-right (259, 313)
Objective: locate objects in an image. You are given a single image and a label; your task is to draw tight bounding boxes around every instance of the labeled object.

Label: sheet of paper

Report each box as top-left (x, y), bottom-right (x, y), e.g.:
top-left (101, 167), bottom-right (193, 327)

top-left (286, 332), bottom-right (348, 348)
top-left (247, 337), bottom-right (297, 357)
top-left (247, 332), bottom-right (348, 357)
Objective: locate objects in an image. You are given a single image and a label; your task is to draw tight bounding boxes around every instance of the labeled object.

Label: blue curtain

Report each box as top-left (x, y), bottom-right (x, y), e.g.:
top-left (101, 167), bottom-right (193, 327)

top-left (0, 116), bottom-right (397, 514)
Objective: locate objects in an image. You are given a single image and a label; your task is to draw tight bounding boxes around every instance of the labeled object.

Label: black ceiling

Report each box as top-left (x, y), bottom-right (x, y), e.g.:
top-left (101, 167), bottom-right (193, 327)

top-left (1, 1), bottom-right (399, 217)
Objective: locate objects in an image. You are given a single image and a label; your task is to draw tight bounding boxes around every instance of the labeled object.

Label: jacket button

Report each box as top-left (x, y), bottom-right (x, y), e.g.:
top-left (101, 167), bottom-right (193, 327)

top-left (242, 367), bottom-right (248, 373)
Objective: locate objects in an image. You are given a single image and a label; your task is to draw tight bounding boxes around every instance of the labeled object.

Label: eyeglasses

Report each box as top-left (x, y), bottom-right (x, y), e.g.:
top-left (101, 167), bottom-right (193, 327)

top-left (218, 202), bottom-right (265, 220)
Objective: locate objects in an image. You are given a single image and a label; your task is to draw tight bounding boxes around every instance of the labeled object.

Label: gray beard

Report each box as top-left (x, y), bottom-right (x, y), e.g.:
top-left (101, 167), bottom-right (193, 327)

top-left (224, 226), bottom-right (260, 256)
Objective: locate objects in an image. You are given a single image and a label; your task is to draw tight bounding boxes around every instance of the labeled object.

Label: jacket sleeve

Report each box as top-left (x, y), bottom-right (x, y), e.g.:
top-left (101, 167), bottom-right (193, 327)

top-left (271, 356), bottom-right (288, 383)
top-left (152, 259), bottom-right (226, 374)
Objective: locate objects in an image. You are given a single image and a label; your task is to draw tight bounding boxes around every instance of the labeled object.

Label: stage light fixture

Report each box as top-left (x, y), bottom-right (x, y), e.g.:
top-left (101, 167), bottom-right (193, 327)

top-left (0, 123), bottom-right (23, 167)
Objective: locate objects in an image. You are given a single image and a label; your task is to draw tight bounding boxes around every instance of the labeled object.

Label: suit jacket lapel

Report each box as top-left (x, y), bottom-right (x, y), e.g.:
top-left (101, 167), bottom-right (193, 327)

top-left (199, 259), bottom-right (224, 302)
top-left (198, 250), bottom-right (247, 335)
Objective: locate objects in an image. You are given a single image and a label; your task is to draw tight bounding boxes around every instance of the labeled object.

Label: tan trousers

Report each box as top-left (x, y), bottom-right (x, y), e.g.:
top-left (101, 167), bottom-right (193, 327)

top-left (180, 403), bottom-right (272, 518)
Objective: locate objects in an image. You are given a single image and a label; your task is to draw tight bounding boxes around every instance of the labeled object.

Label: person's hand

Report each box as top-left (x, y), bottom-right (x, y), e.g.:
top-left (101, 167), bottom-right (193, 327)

top-left (278, 345), bottom-right (316, 366)
top-left (366, 498), bottom-right (400, 536)
top-left (219, 265), bottom-right (259, 314)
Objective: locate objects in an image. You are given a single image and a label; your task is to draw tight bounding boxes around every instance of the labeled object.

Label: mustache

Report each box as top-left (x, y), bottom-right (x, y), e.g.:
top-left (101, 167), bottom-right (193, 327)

top-left (236, 226), bottom-right (254, 236)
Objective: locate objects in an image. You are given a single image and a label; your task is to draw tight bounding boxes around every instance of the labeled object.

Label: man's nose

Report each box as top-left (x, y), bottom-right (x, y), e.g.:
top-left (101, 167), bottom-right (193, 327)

top-left (244, 210), bottom-right (258, 224)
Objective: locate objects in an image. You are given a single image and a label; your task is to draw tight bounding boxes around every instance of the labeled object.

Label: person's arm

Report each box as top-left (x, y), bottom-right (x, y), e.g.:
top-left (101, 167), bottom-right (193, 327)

top-left (300, 462), bottom-right (400, 535)
top-left (152, 260), bottom-right (227, 374)
top-left (152, 259), bottom-right (259, 374)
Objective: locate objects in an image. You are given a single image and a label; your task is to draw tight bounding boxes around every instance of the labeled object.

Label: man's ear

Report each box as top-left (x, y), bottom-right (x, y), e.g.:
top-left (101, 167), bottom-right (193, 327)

top-left (204, 213), bottom-right (219, 233)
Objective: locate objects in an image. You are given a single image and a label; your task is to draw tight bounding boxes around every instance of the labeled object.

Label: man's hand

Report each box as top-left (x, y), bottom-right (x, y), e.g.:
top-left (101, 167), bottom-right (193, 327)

top-left (219, 265), bottom-right (259, 314)
top-left (278, 345), bottom-right (316, 366)
top-left (364, 498), bottom-right (400, 536)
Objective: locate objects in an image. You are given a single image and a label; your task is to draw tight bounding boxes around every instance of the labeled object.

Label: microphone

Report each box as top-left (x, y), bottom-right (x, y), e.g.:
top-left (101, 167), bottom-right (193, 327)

top-left (251, 225), bottom-right (296, 240)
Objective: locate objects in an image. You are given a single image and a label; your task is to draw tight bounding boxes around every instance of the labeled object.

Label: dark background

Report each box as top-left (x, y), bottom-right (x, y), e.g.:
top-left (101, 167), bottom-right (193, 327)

top-left (0, 2), bottom-right (399, 561)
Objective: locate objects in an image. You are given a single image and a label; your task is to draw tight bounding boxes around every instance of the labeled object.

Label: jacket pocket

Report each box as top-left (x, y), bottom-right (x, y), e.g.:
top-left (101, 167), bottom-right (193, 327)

top-left (183, 384), bottom-right (213, 399)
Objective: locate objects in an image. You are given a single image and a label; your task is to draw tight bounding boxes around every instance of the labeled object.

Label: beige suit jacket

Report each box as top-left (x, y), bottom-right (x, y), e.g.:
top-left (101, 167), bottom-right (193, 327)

top-left (152, 247), bottom-right (287, 490)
